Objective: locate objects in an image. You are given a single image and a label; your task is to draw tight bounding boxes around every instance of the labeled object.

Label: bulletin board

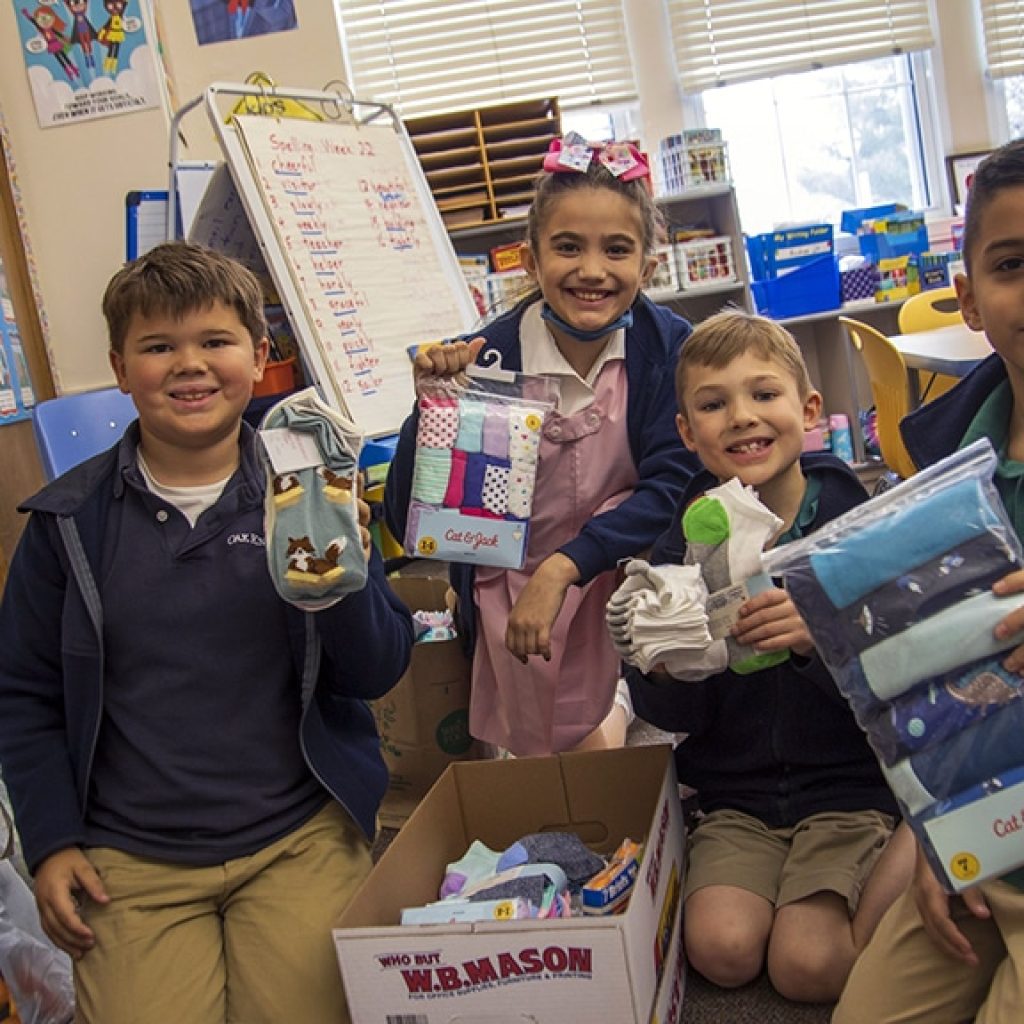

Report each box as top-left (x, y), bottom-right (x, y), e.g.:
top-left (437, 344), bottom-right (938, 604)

top-left (200, 83), bottom-right (477, 437)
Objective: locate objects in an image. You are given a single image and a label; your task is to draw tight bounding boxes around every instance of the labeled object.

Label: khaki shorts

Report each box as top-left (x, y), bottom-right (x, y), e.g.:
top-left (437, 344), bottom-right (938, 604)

top-left (683, 807), bottom-right (895, 914)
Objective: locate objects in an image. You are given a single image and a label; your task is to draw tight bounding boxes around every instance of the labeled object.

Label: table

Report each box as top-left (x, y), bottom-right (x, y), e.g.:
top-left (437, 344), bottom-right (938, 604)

top-left (887, 323), bottom-right (993, 404)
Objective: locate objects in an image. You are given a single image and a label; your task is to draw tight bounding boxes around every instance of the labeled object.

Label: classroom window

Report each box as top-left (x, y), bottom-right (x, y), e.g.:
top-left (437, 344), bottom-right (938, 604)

top-left (560, 105), bottom-right (640, 145)
top-left (978, 0), bottom-right (1024, 137)
top-left (699, 54), bottom-right (934, 235)
top-left (333, 0), bottom-right (637, 117)
top-left (1003, 77), bottom-right (1024, 138)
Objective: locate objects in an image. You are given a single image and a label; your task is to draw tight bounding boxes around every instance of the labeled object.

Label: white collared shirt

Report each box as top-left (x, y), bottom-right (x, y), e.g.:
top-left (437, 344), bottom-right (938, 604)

top-left (519, 301), bottom-right (625, 416)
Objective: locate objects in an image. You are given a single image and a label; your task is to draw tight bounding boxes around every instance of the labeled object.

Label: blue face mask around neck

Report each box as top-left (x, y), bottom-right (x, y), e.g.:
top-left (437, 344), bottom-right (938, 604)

top-left (540, 302), bottom-right (634, 343)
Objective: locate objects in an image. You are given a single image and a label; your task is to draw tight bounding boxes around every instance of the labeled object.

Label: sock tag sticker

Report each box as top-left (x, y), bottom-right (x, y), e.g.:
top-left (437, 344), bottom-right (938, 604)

top-left (706, 582), bottom-right (751, 641)
top-left (260, 427), bottom-right (323, 475)
top-left (706, 571), bottom-right (776, 640)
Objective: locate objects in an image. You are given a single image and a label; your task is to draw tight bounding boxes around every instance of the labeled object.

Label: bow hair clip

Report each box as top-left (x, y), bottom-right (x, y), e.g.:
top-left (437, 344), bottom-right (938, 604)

top-left (542, 132), bottom-right (650, 182)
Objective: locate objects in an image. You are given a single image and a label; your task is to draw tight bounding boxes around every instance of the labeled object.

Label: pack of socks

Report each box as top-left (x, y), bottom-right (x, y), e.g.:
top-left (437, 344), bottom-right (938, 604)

top-left (260, 387), bottom-right (366, 611)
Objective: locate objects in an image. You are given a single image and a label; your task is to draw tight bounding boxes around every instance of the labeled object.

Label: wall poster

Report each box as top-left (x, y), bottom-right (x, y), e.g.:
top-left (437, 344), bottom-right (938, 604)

top-left (189, 0), bottom-right (298, 45)
top-left (15, 0), bottom-right (161, 129)
top-left (0, 261), bottom-right (34, 424)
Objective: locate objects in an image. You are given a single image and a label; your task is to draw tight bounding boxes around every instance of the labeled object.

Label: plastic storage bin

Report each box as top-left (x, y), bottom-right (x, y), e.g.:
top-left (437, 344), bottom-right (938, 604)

top-left (857, 213), bottom-right (930, 262)
top-left (747, 225), bottom-right (834, 280)
top-left (751, 255), bottom-right (841, 319)
top-left (840, 204), bottom-right (901, 236)
top-left (675, 235), bottom-right (737, 289)
top-left (658, 137), bottom-right (731, 193)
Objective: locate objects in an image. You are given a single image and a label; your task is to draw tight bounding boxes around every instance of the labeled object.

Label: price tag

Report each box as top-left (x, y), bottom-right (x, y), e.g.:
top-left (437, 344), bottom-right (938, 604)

top-left (706, 582), bottom-right (750, 641)
top-left (259, 427), bottom-right (322, 474)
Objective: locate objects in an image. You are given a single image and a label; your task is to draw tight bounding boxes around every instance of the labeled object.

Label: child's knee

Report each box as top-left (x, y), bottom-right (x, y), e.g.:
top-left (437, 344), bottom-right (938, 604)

top-left (766, 941), bottom-right (851, 1003)
top-left (685, 921), bottom-right (765, 989)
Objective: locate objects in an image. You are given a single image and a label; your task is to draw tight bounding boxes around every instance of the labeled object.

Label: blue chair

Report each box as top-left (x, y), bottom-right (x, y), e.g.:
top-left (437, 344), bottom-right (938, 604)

top-left (32, 387), bottom-right (138, 481)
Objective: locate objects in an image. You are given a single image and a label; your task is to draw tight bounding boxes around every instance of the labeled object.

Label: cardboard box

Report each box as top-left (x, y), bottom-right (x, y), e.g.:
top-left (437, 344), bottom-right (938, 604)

top-left (334, 744), bottom-right (687, 1023)
top-left (370, 576), bottom-right (479, 827)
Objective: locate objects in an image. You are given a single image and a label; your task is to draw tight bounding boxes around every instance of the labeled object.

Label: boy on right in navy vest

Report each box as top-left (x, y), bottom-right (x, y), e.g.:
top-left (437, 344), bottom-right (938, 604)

top-left (834, 138), bottom-right (1024, 1023)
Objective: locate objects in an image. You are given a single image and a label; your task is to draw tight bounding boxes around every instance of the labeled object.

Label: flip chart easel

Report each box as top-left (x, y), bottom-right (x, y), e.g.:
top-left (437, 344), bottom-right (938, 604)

top-left (179, 82), bottom-right (477, 438)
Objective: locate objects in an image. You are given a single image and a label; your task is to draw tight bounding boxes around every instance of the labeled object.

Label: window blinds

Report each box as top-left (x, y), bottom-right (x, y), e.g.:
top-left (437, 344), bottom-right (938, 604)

top-left (334, 0), bottom-right (636, 117)
top-left (979, 0), bottom-right (1024, 79)
top-left (668, 0), bottom-right (934, 92)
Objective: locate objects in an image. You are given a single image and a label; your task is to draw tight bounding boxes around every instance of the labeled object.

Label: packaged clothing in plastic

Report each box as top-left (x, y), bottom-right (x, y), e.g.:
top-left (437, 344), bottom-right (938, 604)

top-left (0, 863), bottom-right (74, 1024)
top-left (405, 357), bottom-right (558, 569)
top-left (763, 439), bottom-right (1024, 891)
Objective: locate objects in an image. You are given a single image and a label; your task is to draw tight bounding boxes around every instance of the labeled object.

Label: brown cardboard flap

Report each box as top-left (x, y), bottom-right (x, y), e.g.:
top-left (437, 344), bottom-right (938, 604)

top-left (371, 574), bottom-right (479, 827)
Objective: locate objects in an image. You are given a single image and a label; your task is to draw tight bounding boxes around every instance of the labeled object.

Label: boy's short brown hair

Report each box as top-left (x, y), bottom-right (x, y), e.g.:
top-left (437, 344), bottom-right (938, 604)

top-left (102, 241), bottom-right (267, 355)
top-left (675, 309), bottom-right (814, 414)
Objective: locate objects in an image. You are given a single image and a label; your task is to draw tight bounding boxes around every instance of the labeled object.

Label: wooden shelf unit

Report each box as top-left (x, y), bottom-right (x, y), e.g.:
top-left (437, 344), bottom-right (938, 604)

top-left (405, 98), bottom-right (561, 229)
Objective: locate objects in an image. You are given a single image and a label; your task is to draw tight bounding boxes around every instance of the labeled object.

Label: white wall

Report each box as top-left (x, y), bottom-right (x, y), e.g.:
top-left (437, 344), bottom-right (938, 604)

top-left (0, 2), bottom-right (169, 393)
top-left (0, 1), bottom-right (351, 395)
top-left (155, 2), bottom-right (349, 164)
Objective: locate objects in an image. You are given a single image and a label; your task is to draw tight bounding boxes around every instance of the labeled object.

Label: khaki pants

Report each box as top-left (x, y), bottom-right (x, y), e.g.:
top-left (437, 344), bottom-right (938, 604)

top-left (75, 802), bottom-right (371, 1024)
top-left (833, 877), bottom-right (1024, 1024)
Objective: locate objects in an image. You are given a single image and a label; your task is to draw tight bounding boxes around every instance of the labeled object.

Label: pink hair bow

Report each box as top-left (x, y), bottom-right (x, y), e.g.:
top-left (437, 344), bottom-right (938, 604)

top-left (542, 133), bottom-right (650, 182)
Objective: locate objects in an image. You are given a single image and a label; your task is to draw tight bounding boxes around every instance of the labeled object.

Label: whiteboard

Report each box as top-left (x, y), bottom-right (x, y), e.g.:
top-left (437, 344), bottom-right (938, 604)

top-left (209, 103), bottom-right (477, 437)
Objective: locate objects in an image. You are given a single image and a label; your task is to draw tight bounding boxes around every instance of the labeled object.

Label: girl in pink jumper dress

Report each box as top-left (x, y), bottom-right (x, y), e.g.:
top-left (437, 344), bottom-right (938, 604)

top-left (386, 138), bottom-right (697, 755)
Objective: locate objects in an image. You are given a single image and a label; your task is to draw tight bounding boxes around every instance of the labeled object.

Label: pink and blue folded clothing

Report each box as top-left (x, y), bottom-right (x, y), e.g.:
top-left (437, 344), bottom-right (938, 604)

top-left (404, 388), bottom-right (550, 568)
top-left (403, 832), bottom-right (624, 925)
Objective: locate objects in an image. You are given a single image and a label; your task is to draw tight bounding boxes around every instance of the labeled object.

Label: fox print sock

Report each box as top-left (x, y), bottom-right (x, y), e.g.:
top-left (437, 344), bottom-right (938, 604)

top-left (261, 387), bottom-right (367, 610)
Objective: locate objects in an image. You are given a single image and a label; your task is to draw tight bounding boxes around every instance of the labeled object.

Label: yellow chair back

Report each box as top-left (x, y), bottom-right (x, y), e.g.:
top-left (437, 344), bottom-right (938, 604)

top-left (896, 286), bottom-right (962, 400)
top-left (897, 285), bottom-right (963, 333)
top-left (839, 316), bottom-right (917, 480)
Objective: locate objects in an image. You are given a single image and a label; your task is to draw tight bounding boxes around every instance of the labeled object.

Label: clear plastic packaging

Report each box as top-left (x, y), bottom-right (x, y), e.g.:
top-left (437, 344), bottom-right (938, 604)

top-left (763, 439), bottom-right (1024, 891)
top-left (0, 863), bottom-right (74, 1024)
top-left (404, 353), bottom-right (558, 569)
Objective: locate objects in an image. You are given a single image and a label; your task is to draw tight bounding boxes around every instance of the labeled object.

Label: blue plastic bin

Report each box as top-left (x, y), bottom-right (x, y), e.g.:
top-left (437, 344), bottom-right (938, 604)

top-left (751, 255), bottom-right (841, 319)
top-left (746, 224), bottom-right (834, 280)
top-left (840, 204), bottom-right (900, 235)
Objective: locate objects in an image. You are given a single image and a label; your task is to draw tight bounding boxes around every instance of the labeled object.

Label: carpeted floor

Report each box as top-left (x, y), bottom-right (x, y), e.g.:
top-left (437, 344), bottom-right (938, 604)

top-left (681, 970), bottom-right (833, 1023)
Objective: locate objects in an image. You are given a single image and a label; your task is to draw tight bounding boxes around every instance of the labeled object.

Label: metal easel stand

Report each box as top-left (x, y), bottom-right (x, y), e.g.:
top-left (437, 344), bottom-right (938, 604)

top-left (164, 75), bottom-right (399, 244)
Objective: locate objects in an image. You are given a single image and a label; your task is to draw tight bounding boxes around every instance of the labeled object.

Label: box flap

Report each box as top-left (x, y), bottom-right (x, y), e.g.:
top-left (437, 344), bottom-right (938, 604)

top-left (341, 769), bottom-right (469, 928)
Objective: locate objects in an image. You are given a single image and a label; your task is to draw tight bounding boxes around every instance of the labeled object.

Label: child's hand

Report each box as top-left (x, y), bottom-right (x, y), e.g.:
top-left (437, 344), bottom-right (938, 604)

top-left (911, 840), bottom-right (989, 965)
top-left (413, 337), bottom-right (485, 396)
top-left (34, 846), bottom-right (110, 959)
top-left (732, 586), bottom-right (814, 656)
top-left (993, 569), bottom-right (1024, 673)
top-left (506, 553), bottom-right (580, 663)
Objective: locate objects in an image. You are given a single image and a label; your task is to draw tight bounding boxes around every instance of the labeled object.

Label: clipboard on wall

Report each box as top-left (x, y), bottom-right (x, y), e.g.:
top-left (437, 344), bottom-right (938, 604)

top-left (188, 81), bottom-right (477, 438)
top-left (125, 190), bottom-right (171, 260)
top-left (125, 162), bottom-right (218, 259)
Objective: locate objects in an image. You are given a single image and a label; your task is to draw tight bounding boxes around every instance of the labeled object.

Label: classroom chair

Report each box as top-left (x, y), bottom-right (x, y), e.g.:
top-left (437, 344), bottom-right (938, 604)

top-left (839, 316), bottom-right (918, 480)
top-left (31, 386), bottom-right (137, 481)
top-left (897, 285), bottom-right (963, 402)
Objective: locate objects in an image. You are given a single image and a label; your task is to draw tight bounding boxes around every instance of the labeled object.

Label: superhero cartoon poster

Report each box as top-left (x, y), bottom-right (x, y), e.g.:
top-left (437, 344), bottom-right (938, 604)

top-left (190, 0), bottom-right (298, 46)
top-left (15, 0), bottom-right (161, 129)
